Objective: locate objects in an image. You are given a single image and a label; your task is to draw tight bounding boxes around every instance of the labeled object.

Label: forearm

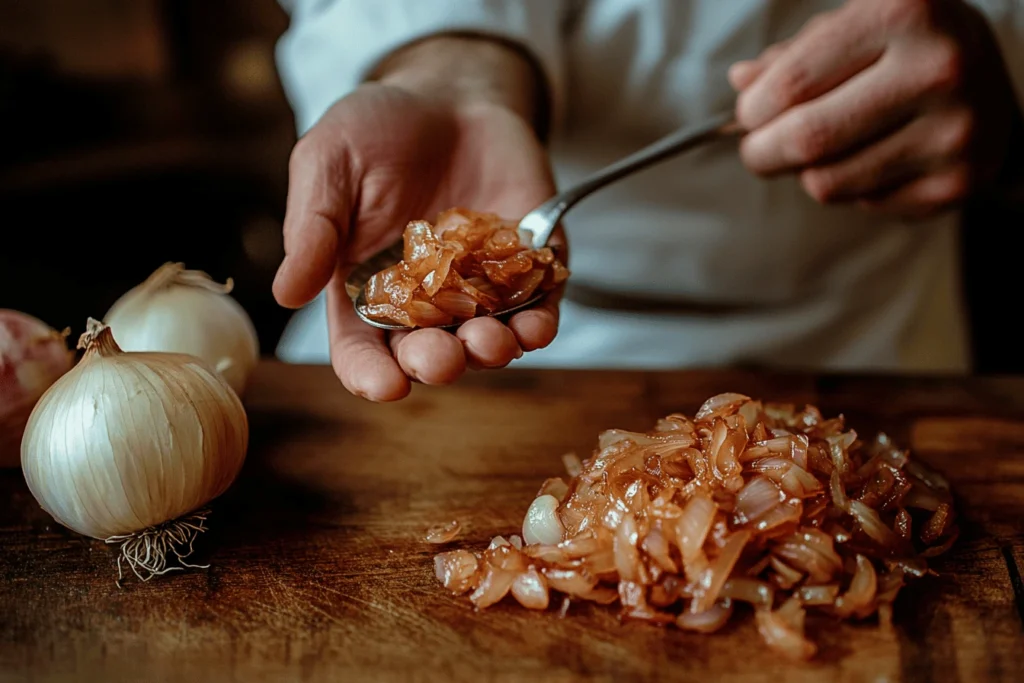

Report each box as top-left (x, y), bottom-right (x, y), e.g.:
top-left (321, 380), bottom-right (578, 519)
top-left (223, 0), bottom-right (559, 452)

top-left (369, 34), bottom-right (551, 140)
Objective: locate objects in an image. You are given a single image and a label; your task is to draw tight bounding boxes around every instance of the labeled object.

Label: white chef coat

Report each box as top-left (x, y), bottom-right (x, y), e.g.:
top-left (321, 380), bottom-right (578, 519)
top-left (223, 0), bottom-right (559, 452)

top-left (272, 0), bottom-right (1024, 373)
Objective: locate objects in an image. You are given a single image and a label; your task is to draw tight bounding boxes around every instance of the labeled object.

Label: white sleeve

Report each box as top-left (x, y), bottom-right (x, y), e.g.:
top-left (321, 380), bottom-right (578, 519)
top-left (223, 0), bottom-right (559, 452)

top-left (275, 0), bottom-right (568, 135)
top-left (968, 1), bottom-right (1024, 112)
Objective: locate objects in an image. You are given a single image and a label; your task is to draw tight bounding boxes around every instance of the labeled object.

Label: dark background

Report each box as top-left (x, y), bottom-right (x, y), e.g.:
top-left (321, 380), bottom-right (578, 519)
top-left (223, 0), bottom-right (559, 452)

top-left (0, 0), bottom-right (295, 354)
top-left (1, 0), bottom-right (1021, 372)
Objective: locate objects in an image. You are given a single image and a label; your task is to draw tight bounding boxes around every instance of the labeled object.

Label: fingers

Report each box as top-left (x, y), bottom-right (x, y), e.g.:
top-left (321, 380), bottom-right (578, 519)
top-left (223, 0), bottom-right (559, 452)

top-left (736, 9), bottom-right (885, 131)
top-left (508, 230), bottom-right (566, 353)
top-left (857, 166), bottom-right (970, 219)
top-left (797, 108), bottom-right (968, 203)
top-left (728, 62), bottom-right (759, 92)
top-left (273, 134), bottom-right (355, 310)
top-left (798, 121), bottom-right (923, 203)
top-left (325, 272), bottom-right (410, 402)
top-left (457, 317), bottom-right (522, 369)
top-left (384, 291), bottom-right (556, 378)
top-left (728, 41), bottom-right (790, 92)
top-left (508, 288), bottom-right (561, 352)
top-left (390, 328), bottom-right (467, 385)
top-left (740, 50), bottom-right (923, 175)
top-left (346, 277), bottom-right (561, 396)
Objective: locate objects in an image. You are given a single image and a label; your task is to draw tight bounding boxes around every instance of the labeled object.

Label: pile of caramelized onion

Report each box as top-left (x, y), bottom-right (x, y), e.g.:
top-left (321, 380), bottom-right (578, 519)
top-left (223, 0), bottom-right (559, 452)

top-left (360, 208), bottom-right (569, 328)
top-left (433, 393), bottom-right (958, 660)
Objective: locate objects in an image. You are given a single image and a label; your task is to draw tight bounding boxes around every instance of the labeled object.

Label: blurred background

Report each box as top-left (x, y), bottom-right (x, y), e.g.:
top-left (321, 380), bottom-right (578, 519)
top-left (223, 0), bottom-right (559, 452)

top-left (0, 1), bottom-right (1021, 372)
top-left (0, 0), bottom-right (295, 354)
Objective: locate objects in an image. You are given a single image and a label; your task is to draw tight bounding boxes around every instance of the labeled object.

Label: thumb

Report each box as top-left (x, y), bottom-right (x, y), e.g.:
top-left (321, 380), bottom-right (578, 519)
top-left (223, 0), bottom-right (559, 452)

top-left (273, 136), bottom-right (354, 309)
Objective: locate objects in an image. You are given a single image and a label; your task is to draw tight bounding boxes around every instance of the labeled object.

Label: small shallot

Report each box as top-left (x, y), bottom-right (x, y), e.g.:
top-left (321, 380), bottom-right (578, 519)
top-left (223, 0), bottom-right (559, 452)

top-left (433, 393), bottom-right (958, 660)
top-left (0, 310), bottom-right (72, 467)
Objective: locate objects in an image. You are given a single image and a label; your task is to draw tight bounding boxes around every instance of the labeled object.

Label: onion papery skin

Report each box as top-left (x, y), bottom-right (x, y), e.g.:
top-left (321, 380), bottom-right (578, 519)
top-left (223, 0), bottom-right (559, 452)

top-left (105, 263), bottom-right (259, 397)
top-left (0, 310), bottom-right (73, 467)
top-left (20, 325), bottom-right (248, 540)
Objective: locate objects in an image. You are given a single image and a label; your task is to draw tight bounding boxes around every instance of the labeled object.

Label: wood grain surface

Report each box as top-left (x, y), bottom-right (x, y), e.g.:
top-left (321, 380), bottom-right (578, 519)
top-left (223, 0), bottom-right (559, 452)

top-left (1, 363), bottom-right (1023, 683)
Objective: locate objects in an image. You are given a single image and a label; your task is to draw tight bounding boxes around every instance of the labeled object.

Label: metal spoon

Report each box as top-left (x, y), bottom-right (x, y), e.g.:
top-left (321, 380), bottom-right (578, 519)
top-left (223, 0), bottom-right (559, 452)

top-left (347, 112), bottom-right (743, 331)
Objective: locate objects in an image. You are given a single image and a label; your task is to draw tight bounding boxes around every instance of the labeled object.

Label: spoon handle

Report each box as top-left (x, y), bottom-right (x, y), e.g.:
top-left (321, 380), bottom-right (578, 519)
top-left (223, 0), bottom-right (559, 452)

top-left (520, 113), bottom-right (744, 248)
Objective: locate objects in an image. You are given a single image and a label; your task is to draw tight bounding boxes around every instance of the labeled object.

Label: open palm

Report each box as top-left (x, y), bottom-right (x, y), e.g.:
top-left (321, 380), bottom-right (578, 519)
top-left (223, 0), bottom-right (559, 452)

top-left (273, 83), bottom-right (563, 401)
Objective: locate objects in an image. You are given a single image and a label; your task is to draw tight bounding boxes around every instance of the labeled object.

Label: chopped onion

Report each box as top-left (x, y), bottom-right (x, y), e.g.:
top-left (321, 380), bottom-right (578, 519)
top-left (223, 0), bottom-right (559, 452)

top-left (641, 529), bottom-right (678, 573)
top-left (538, 477), bottom-right (569, 501)
top-left (434, 550), bottom-right (478, 594)
top-left (796, 584), bottom-right (840, 605)
top-left (677, 600), bottom-right (733, 632)
top-left (752, 499), bottom-right (803, 533)
top-left (769, 557), bottom-right (805, 589)
top-left (562, 453), bottom-right (583, 477)
top-left (432, 290), bottom-right (478, 319)
top-left (433, 394), bottom-right (958, 660)
top-left (511, 565), bottom-right (549, 609)
top-left (613, 514), bottom-right (643, 582)
top-left (691, 530), bottom-right (750, 613)
top-left (833, 554), bottom-right (878, 618)
top-left (720, 578), bottom-right (774, 608)
top-left (696, 393), bottom-right (750, 421)
top-left (523, 494), bottom-right (564, 545)
top-left (424, 520), bottom-right (461, 544)
top-left (734, 476), bottom-right (785, 525)
top-left (677, 494), bottom-right (717, 568)
top-left (756, 603), bottom-right (816, 661)
top-left (470, 565), bottom-right (517, 608)
top-left (543, 567), bottom-right (600, 597)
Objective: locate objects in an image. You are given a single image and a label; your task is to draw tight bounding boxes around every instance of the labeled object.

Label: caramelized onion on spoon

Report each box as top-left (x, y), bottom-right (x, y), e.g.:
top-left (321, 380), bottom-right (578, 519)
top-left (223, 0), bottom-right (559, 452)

top-left (360, 208), bottom-right (569, 328)
top-left (432, 394), bottom-right (958, 660)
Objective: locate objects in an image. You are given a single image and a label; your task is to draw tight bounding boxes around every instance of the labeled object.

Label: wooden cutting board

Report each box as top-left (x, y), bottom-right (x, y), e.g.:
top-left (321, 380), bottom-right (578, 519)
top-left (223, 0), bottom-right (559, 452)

top-left (1, 363), bottom-right (1023, 682)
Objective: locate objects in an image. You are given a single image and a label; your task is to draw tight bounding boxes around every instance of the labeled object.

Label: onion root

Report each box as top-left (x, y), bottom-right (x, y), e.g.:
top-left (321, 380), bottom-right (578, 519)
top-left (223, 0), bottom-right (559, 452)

top-left (105, 509), bottom-right (213, 586)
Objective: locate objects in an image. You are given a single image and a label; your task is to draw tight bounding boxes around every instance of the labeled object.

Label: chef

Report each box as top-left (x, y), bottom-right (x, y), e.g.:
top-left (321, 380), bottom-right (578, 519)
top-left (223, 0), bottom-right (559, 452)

top-left (269, 0), bottom-right (1024, 402)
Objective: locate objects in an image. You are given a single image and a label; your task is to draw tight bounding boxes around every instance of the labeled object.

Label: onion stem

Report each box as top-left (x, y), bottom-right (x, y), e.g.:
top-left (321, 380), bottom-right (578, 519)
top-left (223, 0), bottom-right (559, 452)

top-left (77, 318), bottom-right (121, 357)
top-left (141, 262), bottom-right (234, 296)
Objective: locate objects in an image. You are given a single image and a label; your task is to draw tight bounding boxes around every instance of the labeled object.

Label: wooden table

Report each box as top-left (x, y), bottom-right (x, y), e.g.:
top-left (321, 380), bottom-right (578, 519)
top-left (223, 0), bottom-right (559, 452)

top-left (2, 363), bottom-right (1023, 682)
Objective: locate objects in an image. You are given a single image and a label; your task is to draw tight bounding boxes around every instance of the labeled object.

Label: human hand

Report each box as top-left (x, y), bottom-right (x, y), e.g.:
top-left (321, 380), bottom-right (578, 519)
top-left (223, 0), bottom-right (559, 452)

top-left (273, 81), bottom-right (562, 402)
top-left (729, 0), bottom-right (1022, 218)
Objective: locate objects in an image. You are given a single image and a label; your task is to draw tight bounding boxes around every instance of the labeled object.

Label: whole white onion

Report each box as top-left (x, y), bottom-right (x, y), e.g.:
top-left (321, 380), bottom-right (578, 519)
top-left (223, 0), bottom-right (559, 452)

top-left (21, 318), bottom-right (249, 581)
top-left (105, 262), bottom-right (259, 397)
top-left (0, 310), bottom-right (73, 467)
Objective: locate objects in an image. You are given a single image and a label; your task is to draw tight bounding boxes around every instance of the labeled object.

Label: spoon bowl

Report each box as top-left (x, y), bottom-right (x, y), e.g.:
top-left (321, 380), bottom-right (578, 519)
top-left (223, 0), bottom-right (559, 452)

top-left (346, 237), bottom-right (552, 332)
top-left (347, 112), bottom-right (742, 331)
